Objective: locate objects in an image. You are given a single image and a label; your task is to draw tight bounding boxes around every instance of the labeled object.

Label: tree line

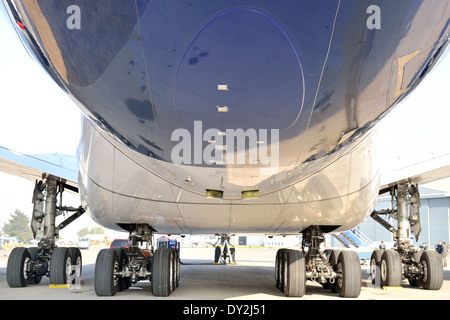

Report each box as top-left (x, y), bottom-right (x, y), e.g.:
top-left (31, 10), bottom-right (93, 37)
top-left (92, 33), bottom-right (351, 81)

top-left (1, 209), bottom-right (103, 244)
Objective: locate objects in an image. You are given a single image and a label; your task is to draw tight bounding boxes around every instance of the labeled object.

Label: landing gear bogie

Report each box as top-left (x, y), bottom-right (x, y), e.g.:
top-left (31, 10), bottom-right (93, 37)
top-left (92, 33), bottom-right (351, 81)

top-left (7, 246), bottom-right (81, 288)
top-left (213, 234), bottom-right (236, 264)
top-left (371, 183), bottom-right (444, 291)
top-left (7, 174), bottom-right (86, 289)
top-left (275, 226), bottom-right (362, 298)
top-left (93, 224), bottom-right (181, 297)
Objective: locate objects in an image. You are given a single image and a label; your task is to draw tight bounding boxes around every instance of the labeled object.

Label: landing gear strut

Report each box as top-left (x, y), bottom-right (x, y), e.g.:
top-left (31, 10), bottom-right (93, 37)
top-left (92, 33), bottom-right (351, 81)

top-left (7, 174), bottom-right (85, 288)
top-left (213, 234), bottom-right (236, 264)
top-left (94, 224), bottom-right (180, 297)
top-left (275, 226), bottom-right (361, 298)
top-left (370, 183), bottom-right (443, 289)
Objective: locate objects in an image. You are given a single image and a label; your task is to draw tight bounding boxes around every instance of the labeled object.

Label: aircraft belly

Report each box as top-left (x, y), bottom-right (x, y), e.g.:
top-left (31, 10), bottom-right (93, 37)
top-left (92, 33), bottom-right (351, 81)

top-left (79, 118), bottom-right (379, 234)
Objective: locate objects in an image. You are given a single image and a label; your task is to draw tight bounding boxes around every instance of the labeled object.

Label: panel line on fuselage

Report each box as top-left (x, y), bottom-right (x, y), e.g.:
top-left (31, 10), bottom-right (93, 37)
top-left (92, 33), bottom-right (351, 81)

top-left (80, 151), bottom-right (380, 207)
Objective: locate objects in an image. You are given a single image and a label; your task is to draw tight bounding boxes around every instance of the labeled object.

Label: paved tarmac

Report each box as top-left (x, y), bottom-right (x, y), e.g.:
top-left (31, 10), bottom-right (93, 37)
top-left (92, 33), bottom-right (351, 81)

top-left (0, 246), bottom-right (449, 300)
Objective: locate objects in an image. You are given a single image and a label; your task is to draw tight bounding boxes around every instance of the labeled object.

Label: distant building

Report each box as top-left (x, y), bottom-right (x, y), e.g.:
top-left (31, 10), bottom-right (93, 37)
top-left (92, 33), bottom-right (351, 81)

top-left (264, 236), bottom-right (300, 248)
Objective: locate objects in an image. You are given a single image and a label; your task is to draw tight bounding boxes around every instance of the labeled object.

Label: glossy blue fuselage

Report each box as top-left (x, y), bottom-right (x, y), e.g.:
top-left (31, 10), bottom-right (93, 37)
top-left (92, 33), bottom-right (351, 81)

top-left (9, 0), bottom-right (449, 166)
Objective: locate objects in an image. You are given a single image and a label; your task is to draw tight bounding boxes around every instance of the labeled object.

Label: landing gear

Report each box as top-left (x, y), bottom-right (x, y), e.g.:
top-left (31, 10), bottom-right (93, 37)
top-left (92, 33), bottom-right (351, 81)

top-left (371, 183), bottom-right (443, 290)
top-left (370, 247), bottom-right (443, 289)
top-left (94, 224), bottom-right (180, 297)
top-left (275, 226), bottom-right (361, 298)
top-left (213, 234), bottom-right (236, 264)
top-left (6, 174), bottom-right (85, 288)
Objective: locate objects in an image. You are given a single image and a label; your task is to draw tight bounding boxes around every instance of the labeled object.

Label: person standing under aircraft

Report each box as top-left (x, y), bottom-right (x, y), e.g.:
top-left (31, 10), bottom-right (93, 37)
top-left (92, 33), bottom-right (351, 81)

top-left (435, 241), bottom-right (445, 266)
top-left (442, 242), bottom-right (448, 267)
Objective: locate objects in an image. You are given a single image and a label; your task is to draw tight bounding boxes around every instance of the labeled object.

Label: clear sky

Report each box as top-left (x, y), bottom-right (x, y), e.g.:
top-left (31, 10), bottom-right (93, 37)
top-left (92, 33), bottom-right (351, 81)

top-left (0, 4), bottom-right (449, 240)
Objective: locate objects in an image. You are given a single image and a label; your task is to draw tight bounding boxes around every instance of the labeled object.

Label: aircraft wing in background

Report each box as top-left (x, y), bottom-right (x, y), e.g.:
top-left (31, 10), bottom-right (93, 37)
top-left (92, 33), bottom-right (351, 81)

top-left (376, 126), bottom-right (450, 242)
top-left (380, 152), bottom-right (450, 189)
top-left (0, 144), bottom-right (78, 188)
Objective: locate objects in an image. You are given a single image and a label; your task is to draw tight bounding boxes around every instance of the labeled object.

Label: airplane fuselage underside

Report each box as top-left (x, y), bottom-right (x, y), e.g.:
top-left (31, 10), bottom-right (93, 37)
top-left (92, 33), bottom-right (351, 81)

top-left (79, 116), bottom-right (380, 235)
top-left (4, 0), bottom-right (450, 235)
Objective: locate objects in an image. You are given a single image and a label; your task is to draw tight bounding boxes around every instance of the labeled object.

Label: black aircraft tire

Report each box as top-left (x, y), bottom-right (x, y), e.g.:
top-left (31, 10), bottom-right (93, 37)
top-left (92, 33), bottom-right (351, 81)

top-left (420, 250), bottom-right (443, 290)
top-left (152, 248), bottom-right (173, 297)
top-left (172, 248), bottom-right (180, 288)
top-left (275, 249), bottom-right (281, 289)
top-left (214, 246), bottom-right (221, 263)
top-left (275, 249), bottom-right (288, 291)
top-left (68, 247), bottom-right (82, 286)
top-left (284, 249), bottom-right (306, 297)
top-left (370, 250), bottom-right (383, 286)
top-left (49, 247), bottom-right (72, 285)
top-left (95, 249), bottom-right (119, 296)
top-left (6, 247), bottom-right (31, 288)
top-left (329, 249), bottom-right (342, 293)
top-left (380, 250), bottom-right (402, 287)
top-left (337, 251), bottom-right (361, 298)
top-left (230, 247), bottom-right (236, 263)
top-left (168, 248), bottom-right (178, 290)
